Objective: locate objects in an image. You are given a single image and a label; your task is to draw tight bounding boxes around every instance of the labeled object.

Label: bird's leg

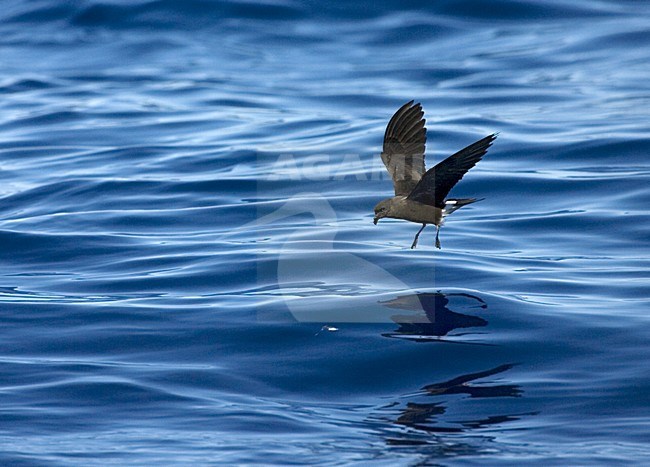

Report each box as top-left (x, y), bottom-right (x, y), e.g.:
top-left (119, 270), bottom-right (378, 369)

top-left (435, 225), bottom-right (441, 249)
top-left (411, 224), bottom-right (426, 249)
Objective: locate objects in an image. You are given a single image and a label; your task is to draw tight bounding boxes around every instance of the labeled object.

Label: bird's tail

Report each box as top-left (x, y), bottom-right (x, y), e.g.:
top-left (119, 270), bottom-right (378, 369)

top-left (443, 197), bottom-right (484, 215)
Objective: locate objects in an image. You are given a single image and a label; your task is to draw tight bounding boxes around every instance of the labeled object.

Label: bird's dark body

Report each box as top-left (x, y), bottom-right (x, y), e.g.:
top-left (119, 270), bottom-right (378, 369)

top-left (382, 197), bottom-right (444, 226)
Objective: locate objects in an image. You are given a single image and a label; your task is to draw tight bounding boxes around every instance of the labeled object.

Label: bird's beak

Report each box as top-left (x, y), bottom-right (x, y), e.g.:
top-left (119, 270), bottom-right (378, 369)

top-left (373, 217), bottom-right (379, 225)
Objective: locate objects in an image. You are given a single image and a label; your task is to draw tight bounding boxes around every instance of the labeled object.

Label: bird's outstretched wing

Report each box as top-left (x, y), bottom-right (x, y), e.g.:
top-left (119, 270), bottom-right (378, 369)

top-left (407, 134), bottom-right (496, 208)
top-left (381, 101), bottom-right (427, 196)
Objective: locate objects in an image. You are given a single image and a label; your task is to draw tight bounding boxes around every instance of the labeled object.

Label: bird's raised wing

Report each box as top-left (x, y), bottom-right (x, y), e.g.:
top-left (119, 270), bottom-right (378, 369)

top-left (407, 134), bottom-right (496, 208)
top-left (381, 101), bottom-right (427, 196)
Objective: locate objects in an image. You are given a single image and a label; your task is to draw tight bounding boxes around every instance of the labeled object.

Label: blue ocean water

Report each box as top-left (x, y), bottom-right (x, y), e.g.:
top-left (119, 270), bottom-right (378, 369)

top-left (1, 0), bottom-right (649, 464)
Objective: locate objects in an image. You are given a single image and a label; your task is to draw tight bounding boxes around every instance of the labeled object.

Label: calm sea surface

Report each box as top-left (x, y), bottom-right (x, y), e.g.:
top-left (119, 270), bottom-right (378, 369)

top-left (1, 0), bottom-right (649, 465)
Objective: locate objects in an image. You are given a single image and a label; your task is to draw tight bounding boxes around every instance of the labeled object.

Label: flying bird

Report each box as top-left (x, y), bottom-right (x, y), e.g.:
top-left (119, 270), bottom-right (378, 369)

top-left (373, 101), bottom-right (496, 249)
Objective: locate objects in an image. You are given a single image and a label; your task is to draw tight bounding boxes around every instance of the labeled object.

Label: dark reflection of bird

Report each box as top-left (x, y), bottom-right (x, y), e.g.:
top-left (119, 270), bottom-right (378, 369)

top-left (381, 292), bottom-right (488, 340)
top-left (421, 363), bottom-right (521, 398)
top-left (373, 101), bottom-right (496, 249)
top-left (388, 364), bottom-right (530, 438)
top-left (395, 402), bottom-right (447, 429)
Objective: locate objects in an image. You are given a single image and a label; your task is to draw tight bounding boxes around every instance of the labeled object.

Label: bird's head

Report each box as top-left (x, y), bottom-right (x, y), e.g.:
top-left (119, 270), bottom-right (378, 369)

top-left (373, 199), bottom-right (393, 224)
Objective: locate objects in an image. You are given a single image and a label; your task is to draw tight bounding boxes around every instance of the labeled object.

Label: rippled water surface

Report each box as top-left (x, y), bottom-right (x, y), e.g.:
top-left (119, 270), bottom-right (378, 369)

top-left (1, 0), bottom-right (649, 464)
